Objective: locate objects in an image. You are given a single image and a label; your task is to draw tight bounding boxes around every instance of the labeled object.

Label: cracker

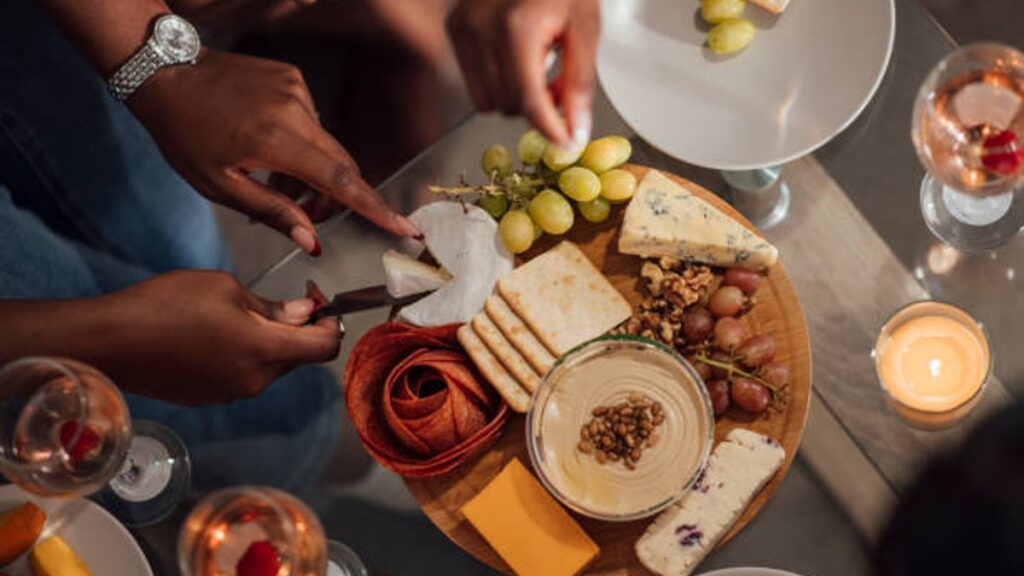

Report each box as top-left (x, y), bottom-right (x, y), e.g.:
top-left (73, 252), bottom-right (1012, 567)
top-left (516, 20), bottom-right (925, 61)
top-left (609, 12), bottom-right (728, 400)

top-left (457, 324), bottom-right (531, 413)
top-left (497, 242), bottom-right (632, 356)
top-left (484, 295), bottom-right (556, 376)
top-left (472, 313), bottom-right (541, 393)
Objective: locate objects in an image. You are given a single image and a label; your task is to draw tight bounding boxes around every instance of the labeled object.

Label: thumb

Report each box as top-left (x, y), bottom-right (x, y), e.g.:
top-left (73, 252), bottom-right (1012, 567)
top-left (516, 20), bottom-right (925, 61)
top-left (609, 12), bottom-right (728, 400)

top-left (255, 315), bottom-right (342, 365)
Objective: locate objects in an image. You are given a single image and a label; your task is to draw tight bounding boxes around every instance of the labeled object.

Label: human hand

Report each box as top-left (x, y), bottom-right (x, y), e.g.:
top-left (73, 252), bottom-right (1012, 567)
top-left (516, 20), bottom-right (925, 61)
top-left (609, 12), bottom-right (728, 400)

top-left (101, 270), bottom-right (339, 405)
top-left (447, 0), bottom-right (600, 147)
top-left (129, 49), bottom-right (421, 255)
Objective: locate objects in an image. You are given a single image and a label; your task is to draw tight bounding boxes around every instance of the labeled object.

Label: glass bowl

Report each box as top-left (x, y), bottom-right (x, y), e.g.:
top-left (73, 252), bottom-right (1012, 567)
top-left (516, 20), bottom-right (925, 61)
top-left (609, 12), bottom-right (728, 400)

top-left (526, 336), bottom-right (714, 521)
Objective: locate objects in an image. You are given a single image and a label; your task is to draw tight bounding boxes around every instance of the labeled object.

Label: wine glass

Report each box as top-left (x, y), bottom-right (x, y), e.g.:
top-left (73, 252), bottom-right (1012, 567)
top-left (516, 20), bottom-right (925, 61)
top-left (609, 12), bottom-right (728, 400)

top-left (179, 486), bottom-right (368, 576)
top-left (912, 42), bottom-right (1024, 251)
top-left (0, 357), bottom-right (190, 526)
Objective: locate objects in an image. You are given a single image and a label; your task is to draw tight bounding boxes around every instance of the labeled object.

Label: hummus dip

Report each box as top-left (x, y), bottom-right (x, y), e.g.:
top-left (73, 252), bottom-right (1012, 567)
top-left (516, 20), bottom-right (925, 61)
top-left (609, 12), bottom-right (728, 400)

top-left (528, 338), bottom-right (714, 519)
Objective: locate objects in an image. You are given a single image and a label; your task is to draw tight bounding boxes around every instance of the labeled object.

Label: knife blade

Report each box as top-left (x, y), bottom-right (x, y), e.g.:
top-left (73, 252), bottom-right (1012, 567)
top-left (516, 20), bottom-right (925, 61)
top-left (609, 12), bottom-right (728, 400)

top-left (307, 285), bottom-right (429, 324)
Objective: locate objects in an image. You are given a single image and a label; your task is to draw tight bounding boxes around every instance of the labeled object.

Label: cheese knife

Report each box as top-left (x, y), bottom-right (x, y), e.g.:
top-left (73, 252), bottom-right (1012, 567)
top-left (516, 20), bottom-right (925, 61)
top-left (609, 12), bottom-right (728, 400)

top-left (307, 285), bottom-right (429, 325)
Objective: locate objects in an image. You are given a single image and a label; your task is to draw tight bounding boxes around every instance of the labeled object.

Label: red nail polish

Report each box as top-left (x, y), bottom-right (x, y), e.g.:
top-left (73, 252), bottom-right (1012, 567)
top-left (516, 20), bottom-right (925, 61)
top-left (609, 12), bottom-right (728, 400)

top-left (310, 240), bottom-right (322, 257)
top-left (413, 233), bottom-right (425, 241)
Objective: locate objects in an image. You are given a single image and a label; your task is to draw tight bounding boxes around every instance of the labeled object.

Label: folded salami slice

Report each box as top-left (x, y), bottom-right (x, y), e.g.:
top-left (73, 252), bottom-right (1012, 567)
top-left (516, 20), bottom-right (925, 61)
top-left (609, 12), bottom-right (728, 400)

top-left (344, 322), bottom-right (510, 477)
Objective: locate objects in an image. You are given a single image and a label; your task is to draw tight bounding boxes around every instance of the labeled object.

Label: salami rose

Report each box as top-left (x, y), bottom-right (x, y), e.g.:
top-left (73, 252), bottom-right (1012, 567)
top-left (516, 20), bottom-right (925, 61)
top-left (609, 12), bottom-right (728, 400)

top-left (344, 322), bottom-right (509, 477)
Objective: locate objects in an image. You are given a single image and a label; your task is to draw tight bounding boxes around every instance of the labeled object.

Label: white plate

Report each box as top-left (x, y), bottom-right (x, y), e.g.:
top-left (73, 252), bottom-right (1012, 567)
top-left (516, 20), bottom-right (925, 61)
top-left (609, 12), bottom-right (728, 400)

top-left (0, 484), bottom-right (153, 576)
top-left (698, 569), bottom-right (806, 576)
top-left (598, 0), bottom-right (895, 170)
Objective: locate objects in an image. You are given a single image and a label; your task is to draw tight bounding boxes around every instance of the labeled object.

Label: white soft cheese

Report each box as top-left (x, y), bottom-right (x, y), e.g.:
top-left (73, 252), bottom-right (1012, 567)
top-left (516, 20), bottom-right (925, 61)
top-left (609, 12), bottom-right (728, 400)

top-left (381, 249), bottom-right (451, 298)
top-left (636, 428), bottom-right (786, 575)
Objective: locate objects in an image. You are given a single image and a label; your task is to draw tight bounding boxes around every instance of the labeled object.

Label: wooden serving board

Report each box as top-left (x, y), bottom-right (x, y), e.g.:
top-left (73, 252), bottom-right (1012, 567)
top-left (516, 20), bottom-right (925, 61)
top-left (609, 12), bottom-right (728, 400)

top-left (405, 165), bottom-right (812, 575)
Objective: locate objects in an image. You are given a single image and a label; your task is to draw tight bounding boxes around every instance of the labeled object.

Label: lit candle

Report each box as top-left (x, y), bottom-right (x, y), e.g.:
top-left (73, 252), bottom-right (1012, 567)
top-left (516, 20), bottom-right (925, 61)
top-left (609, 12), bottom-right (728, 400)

top-left (874, 301), bottom-right (991, 428)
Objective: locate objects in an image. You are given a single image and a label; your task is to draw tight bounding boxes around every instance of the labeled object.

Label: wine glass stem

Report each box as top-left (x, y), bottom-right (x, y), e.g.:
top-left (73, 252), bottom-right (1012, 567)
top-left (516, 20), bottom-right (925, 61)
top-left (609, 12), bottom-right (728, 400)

top-left (721, 166), bottom-right (791, 229)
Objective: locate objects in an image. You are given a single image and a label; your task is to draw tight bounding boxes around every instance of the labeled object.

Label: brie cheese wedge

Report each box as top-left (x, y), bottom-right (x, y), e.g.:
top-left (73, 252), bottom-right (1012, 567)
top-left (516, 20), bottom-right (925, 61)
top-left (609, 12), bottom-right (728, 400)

top-left (382, 249), bottom-right (451, 298)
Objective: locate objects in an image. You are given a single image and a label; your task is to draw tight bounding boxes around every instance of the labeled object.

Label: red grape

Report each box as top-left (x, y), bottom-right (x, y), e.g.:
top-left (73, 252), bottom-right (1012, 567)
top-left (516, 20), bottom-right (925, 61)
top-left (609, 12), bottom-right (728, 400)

top-left (689, 357), bottom-right (713, 382)
top-left (760, 362), bottom-right (789, 388)
top-left (731, 377), bottom-right (770, 413)
top-left (706, 380), bottom-right (730, 416)
top-left (723, 268), bottom-right (761, 295)
top-left (683, 307), bottom-right (714, 342)
top-left (708, 351), bottom-right (733, 379)
top-left (713, 317), bottom-right (745, 351)
top-left (737, 334), bottom-right (776, 367)
top-left (708, 286), bottom-right (745, 317)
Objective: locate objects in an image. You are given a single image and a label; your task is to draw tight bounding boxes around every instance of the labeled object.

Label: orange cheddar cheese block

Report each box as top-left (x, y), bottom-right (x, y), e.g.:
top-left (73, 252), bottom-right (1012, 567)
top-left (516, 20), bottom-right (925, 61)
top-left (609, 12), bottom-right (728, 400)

top-left (461, 459), bottom-right (599, 576)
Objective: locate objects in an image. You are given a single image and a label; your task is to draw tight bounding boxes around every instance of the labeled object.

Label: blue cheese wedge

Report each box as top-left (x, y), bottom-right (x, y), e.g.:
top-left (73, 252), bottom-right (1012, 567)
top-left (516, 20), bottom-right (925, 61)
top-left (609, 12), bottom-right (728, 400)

top-left (635, 429), bottom-right (785, 575)
top-left (619, 171), bottom-right (779, 270)
top-left (382, 249), bottom-right (452, 298)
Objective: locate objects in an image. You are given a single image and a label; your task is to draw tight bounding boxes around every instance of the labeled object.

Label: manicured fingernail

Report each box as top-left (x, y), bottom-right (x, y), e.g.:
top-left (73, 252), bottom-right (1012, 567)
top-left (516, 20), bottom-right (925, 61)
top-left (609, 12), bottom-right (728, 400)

top-left (397, 216), bottom-right (423, 239)
top-left (290, 226), bottom-right (318, 254)
top-left (310, 239), bottom-right (322, 257)
top-left (413, 233), bottom-right (426, 242)
top-left (572, 109), bottom-right (592, 148)
top-left (284, 298), bottom-right (315, 318)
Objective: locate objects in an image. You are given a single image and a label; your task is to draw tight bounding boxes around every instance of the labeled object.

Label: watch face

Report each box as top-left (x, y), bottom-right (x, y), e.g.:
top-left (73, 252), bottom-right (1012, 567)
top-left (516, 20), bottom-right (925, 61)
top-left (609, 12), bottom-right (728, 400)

top-left (153, 15), bottom-right (200, 62)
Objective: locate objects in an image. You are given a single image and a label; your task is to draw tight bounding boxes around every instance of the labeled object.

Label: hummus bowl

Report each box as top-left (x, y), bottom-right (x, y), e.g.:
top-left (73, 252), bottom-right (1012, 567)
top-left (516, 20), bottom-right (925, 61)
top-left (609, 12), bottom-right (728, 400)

top-left (526, 336), bottom-right (714, 521)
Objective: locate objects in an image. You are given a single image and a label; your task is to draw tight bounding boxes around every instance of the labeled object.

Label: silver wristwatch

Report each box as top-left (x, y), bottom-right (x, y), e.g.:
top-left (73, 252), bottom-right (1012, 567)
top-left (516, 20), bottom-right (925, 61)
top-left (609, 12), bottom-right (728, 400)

top-left (108, 14), bottom-right (201, 102)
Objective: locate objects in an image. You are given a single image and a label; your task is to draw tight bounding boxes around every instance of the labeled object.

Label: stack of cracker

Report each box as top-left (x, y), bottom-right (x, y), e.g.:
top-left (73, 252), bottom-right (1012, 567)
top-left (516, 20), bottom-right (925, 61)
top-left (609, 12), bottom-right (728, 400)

top-left (457, 241), bottom-right (632, 412)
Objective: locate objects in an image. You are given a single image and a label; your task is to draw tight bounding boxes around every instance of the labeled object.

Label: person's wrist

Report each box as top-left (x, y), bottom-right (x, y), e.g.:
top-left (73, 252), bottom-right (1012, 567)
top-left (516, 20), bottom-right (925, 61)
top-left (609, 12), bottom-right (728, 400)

top-left (125, 47), bottom-right (208, 119)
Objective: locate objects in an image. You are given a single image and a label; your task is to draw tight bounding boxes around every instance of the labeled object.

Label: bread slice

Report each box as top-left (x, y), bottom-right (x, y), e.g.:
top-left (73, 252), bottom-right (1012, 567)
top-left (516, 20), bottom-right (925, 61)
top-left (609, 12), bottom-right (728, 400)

top-left (457, 324), bottom-right (531, 413)
top-left (484, 295), bottom-right (556, 376)
top-left (497, 242), bottom-right (631, 356)
top-left (471, 313), bottom-right (541, 393)
top-left (635, 429), bottom-right (785, 575)
top-left (748, 0), bottom-right (790, 15)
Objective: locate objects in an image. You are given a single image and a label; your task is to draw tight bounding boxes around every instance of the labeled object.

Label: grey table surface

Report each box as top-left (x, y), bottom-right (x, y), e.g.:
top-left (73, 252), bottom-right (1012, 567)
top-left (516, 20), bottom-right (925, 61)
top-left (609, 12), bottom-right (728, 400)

top-left (138, 1), bottom-right (1023, 574)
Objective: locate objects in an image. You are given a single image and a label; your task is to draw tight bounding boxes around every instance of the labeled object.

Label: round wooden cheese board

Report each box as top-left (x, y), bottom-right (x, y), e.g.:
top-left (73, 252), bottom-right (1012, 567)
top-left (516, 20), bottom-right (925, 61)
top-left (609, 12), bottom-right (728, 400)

top-left (405, 165), bottom-right (812, 575)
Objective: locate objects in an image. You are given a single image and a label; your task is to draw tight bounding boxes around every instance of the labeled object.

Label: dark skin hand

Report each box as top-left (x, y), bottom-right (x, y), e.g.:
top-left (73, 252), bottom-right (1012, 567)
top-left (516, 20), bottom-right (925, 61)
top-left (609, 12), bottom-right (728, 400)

top-left (0, 271), bottom-right (339, 405)
top-left (130, 49), bottom-right (421, 254)
top-left (447, 0), bottom-right (600, 147)
top-left (38, 0), bottom-right (421, 255)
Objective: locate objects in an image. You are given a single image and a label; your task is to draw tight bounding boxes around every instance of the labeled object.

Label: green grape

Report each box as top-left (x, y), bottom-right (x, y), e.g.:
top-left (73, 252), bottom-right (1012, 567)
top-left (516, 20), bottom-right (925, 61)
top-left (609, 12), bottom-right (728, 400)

top-left (542, 139), bottom-right (586, 171)
top-left (516, 130), bottom-right (548, 165)
top-left (700, 0), bottom-right (745, 24)
top-left (580, 136), bottom-right (632, 173)
top-left (533, 219), bottom-right (544, 240)
top-left (499, 210), bottom-right (536, 254)
top-left (599, 169), bottom-right (638, 204)
top-left (529, 189), bottom-right (574, 235)
top-left (481, 144), bottom-right (513, 178)
top-left (558, 166), bottom-right (602, 202)
top-left (479, 193), bottom-right (509, 219)
top-left (578, 197), bottom-right (611, 223)
top-left (708, 19), bottom-right (756, 55)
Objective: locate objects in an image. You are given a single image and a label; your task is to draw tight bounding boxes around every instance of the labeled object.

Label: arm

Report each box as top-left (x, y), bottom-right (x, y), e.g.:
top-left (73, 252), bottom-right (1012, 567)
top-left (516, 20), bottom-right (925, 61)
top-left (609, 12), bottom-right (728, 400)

top-left (0, 272), bottom-right (340, 405)
top-left (35, 0), bottom-right (420, 254)
top-left (35, 0), bottom-right (169, 76)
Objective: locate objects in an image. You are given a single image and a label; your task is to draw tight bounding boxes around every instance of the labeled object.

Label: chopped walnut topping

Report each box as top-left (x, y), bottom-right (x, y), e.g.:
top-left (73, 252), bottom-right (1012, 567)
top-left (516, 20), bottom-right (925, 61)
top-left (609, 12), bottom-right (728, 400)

top-left (640, 261), bottom-right (665, 296)
top-left (621, 260), bottom-right (718, 348)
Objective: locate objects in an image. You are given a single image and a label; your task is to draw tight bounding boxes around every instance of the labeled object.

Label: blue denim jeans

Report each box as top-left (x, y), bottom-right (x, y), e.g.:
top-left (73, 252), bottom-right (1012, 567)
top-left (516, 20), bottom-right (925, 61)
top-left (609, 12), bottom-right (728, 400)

top-left (0, 0), bottom-right (339, 493)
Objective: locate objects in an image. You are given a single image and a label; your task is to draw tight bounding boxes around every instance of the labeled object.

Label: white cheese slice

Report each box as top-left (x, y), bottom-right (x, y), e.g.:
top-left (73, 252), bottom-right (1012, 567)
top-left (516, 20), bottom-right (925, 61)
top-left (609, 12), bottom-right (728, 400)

top-left (381, 249), bottom-right (451, 298)
top-left (397, 202), bottom-right (514, 326)
top-left (635, 428), bottom-right (785, 575)
top-left (619, 170), bottom-right (779, 270)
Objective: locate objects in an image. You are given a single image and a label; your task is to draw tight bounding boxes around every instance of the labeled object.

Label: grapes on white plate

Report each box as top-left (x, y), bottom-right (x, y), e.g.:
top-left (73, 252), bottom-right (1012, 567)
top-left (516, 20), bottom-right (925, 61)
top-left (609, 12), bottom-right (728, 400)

top-left (708, 18), bottom-right (756, 55)
top-left (529, 189), bottom-right (574, 234)
top-left (701, 0), bottom-right (745, 24)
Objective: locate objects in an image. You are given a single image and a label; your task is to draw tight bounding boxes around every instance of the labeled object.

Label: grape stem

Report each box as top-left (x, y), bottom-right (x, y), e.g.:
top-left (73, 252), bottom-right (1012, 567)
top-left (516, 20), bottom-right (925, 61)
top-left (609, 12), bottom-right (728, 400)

top-left (692, 353), bottom-right (784, 396)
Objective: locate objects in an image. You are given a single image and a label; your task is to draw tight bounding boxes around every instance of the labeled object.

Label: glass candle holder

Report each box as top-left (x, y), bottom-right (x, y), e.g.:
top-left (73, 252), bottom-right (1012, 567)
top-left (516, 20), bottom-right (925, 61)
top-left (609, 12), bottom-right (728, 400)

top-left (873, 301), bottom-right (991, 429)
